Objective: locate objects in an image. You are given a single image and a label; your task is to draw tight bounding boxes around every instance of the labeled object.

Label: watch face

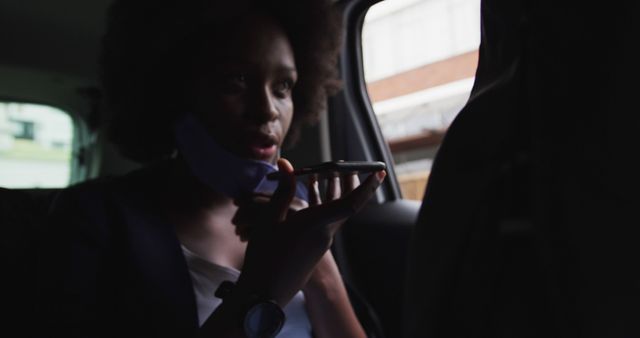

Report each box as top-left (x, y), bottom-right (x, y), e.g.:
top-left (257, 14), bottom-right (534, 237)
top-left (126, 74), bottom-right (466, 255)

top-left (244, 301), bottom-right (285, 338)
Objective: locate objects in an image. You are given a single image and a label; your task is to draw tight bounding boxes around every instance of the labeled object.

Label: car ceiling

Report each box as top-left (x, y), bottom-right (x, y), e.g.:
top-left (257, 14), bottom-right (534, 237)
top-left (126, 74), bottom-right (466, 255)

top-left (0, 0), bottom-right (113, 81)
top-left (0, 0), bottom-right (349, 81)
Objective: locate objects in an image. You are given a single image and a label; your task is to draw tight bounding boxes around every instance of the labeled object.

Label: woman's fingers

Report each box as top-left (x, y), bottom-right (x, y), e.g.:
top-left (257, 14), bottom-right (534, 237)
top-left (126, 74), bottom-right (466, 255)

top-left (292, 170), bottom-right (386, 228)
top-left (326, 174), bottom-right (341, 201)
top-left (268, 158), bottom-right (297, 222)
top-left (341, 172), bottom-right (360, 194)
top-left (308, 174), bottom-right (321, 207)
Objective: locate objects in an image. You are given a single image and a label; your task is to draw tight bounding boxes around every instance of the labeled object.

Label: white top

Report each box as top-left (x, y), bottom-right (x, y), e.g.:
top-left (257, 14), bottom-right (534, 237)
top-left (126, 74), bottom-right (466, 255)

top-left (181, 246), bottom-right (313, 337)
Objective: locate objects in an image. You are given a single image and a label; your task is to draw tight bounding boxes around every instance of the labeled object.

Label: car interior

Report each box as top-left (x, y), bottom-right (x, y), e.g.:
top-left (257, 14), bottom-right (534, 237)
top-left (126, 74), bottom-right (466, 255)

top-left (2, 0), bottom-right (639, 337)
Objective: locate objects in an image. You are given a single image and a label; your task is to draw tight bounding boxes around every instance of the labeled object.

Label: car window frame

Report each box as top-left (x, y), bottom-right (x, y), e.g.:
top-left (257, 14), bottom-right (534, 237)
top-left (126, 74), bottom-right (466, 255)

top-left (331, 0), bottom-right (403, 202)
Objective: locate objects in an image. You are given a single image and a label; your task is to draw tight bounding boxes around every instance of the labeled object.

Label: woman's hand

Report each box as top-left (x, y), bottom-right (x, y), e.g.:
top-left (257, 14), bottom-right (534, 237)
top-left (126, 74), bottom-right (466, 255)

top-left (201, 158), bottom-right (384, 336)
top-left (232, 193), bottom-right (307, 242)
top-left (235, 158), bottom-right (385, 306)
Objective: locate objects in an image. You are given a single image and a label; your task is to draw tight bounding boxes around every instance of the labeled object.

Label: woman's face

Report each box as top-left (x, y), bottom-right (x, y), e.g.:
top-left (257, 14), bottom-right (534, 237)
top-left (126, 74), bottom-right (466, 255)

top-left (190, 12), bottom-right (297, 163)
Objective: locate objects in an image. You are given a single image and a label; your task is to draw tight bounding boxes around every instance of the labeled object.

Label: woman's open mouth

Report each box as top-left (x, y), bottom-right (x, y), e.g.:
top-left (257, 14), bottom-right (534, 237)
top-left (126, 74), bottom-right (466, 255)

top-left (249, 143), bottom-right (277, 160)
top-left (244, 133), bottom-right (279, 161)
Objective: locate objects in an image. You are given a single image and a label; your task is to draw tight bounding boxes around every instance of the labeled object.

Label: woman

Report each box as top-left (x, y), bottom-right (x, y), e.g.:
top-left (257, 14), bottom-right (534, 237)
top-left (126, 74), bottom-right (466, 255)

top-left (36, 0), bottom-right (385, 337)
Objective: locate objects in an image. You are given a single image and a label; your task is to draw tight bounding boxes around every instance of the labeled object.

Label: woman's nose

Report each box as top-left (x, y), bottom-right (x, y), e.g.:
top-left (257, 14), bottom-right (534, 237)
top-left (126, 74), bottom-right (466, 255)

top-left (250, 87), bottom-right (279, 123)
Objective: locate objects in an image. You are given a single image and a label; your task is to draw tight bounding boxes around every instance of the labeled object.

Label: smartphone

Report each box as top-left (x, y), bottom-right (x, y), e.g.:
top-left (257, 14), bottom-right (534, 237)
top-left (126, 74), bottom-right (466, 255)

top-left (266, 161), bottom-right (386, 180)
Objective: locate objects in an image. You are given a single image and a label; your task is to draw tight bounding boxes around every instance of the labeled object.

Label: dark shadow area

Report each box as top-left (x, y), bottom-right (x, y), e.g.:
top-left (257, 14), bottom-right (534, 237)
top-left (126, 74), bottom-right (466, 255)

top-left (405, 1), bottom-right (640, 337)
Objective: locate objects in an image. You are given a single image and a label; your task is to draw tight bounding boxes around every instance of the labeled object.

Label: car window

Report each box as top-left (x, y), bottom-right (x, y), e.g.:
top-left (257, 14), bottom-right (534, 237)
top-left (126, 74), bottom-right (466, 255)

top-left (362, 0), bottom-right (481, 200)
top-left (0, 101), bottom-right (74, 188)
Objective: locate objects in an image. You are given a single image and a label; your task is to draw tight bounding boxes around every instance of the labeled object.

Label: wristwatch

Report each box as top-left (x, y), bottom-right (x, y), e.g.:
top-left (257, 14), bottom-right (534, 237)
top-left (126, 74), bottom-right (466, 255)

top-left (216, 281), bottom-right (285, 338)
top-left (243, 298), bottom-right (285, 338)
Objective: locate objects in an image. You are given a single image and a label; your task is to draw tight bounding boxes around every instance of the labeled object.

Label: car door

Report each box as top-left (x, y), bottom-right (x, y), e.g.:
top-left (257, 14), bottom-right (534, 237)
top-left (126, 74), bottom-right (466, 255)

top-left (309, 0), bottom-right (486, 336)
top-left (294, 0), bottom-right (482, 336)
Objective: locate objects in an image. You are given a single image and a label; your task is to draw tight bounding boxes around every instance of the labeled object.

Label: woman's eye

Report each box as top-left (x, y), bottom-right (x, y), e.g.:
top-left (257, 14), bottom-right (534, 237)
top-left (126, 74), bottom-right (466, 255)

top-left (221, 74), bottom-right (247, 92)
top-left (273, 80), bottom-right (294, 96)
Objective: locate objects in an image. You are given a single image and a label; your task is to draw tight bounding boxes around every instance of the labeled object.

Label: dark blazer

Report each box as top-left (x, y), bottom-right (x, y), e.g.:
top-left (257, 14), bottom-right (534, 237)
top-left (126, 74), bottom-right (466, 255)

top-left (36, 166), bottom-right (199, 337)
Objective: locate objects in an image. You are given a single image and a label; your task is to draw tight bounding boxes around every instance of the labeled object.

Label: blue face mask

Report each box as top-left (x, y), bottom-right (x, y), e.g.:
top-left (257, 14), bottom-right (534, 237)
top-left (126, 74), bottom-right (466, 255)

top-left (174, 114), bottom-right (308, 201)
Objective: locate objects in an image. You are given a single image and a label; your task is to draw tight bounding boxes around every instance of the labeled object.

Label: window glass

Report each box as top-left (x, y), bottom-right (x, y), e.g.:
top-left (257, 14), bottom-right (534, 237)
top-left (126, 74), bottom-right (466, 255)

top-left (362, 0), bottom-right (481, 200)
top-left (0, 101), bottom-right (74, 188)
